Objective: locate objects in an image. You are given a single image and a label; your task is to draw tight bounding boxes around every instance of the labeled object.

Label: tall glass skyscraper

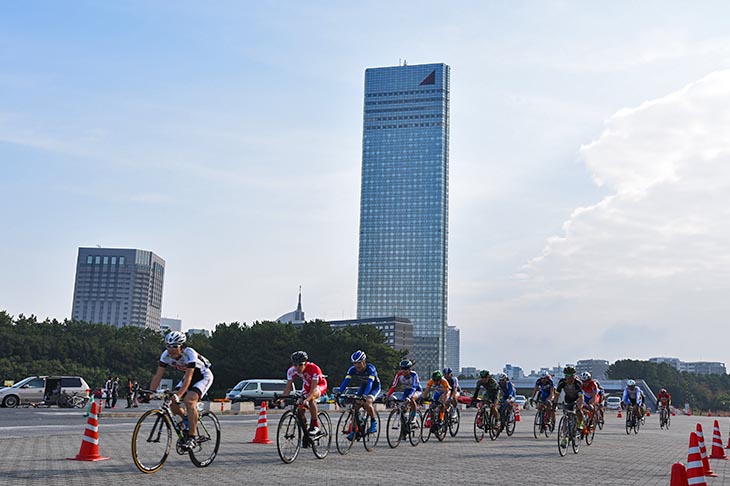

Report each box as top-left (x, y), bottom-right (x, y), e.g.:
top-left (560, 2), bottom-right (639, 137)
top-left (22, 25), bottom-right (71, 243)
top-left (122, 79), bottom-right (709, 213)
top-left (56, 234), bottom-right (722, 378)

top-left (357, 63), bottom-right (450, 375)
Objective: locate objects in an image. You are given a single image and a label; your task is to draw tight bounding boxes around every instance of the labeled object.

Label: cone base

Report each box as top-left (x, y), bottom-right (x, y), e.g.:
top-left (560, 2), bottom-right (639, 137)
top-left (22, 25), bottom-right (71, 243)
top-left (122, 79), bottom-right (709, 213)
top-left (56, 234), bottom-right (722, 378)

top-left (709, 455), bottom-right (728, 460)
top-left (249, 439), bottom-right (273, 444)
top-left (67, 455), bottom-right (110, 462)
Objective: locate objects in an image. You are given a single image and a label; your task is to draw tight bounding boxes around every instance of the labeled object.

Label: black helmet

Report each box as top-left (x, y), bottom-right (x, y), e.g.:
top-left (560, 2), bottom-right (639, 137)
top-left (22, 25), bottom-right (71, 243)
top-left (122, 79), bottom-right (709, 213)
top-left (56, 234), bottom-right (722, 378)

top-left (563, 366), bottom-right (576, 376)
top-left (479, 370), bottom-right (490, 378)
top-left (399, 359), bottom-right (413, 370)
top-left (290, 351), bottom-right (308, 364)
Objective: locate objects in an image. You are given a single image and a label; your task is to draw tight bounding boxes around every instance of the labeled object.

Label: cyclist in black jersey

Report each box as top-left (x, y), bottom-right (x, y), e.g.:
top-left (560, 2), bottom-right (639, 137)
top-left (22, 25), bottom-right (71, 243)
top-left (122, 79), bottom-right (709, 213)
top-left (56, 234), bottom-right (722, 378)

top-left (554, 366), bottom-right (585, 429)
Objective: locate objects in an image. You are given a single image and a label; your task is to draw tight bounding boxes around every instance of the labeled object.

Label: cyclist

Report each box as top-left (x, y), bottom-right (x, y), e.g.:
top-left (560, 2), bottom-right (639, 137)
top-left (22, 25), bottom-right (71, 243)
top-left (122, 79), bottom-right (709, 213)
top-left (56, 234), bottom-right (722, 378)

top-left (531, 370), bottom-right (555, 426)
top-left (554, 366), bottom-right (585, 435)
top-left (280, 351), bottom-right (328, 437)
top-left (621, 379), bottom-right (643, 421)
top-left (656, 388), bottom-right (672, 417)
top-left (422, 370), bottom-right (451, 423)
top-left (442, 367), bottom-right (460, 419)
top-left (471, 370), bottom-right (499, 419)
top-left (149, 331), bottom-right (214, 450)
top-left (385, 359), bottom-right (422, 422)
top-left (580, 372), bottom-right (599, 428)
top-left (497, 373), bottom-right (516, 426)
top-left (335, 350), bottom-right (381, 436)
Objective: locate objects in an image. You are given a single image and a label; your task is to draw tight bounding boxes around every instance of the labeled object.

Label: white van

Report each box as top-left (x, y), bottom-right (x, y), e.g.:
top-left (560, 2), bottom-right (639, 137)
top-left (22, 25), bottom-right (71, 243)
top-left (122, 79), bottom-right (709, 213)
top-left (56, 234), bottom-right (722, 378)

top-left (226, 379), bottom-right (296, 406)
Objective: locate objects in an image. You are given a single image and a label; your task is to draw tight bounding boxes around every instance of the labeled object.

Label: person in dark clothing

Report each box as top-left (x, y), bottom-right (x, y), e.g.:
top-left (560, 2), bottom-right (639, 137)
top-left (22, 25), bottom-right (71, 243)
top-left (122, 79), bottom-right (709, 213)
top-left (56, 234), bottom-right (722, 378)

top-left (111, 377), bottom-right (120, 408)
top-left (126, 378), bottom-right (134, 408)
top-left (132, 380), bottom-right (140, 407)
top-left (104, 376), bottom-right (113, 408)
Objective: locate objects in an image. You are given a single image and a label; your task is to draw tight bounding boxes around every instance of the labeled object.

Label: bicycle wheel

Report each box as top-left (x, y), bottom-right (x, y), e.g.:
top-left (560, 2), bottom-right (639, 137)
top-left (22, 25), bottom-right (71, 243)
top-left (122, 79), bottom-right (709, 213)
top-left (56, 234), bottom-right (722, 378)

top-left (666, 413), bottom-right (671, 429)
top-left (570, 419), bottom-right (581, 454)
top-left (597, 408), bottom-right (604, 430)
top-left (421, 410), bottom-right (434, 443)
top-left (335, 410), bottom-right (355, 455)
top-left (625, 410), bottom-right (632, 435)
top-left (533, 409), bottom-right (542, 439)
top-left (188, 411), bottom-right (220, 467)
top-left (408, 411), bottom-right (422, 447)
top-left (276, 411), bottom-right (301, 464)
top-left (584, 417), bottom-right (596, 446)
top-left (557, 416), bottom-right (568, 457)
top-left (505, 408), bottom-right (516, 437)
top-left (634, 413), bottom-right (640, 434)
top-left (488, 410), bottom-right (500, 440)
top-left (311, 411), bottom-right (331, 459)
top-left (132, 409), bottom-right (172, 473)
top-left (434, 416), bottom-right (447, 442)
top-left (474, 408), bottom-right (485, 442)
top-left (363, 410), bottom-right (380, 451)
top-left (448, 407), bottom-right (460, 437)
top-left (545, 411), bottom-right (555, 438)
top-left (386, 408), bottom-right (402, 449)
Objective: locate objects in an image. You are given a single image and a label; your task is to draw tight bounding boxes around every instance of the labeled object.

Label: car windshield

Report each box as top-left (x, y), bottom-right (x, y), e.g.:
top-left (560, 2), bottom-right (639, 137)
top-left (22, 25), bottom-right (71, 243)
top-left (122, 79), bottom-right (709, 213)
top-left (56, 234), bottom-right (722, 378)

top-left (11, 377), bottom-right (36, 388)
top-left (232, 381), bottom-right (248, 392)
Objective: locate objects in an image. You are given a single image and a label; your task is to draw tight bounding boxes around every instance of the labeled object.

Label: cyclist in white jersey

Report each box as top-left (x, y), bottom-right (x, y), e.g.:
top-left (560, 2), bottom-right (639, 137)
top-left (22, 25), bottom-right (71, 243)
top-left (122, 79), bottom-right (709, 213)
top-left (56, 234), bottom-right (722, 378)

top-left (150, 331), bottom-right (214, 450)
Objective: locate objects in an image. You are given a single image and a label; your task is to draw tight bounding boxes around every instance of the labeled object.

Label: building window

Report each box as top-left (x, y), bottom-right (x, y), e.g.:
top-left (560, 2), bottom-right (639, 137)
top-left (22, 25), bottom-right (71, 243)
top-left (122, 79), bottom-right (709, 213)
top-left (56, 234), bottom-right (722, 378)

top-left (86, 256), bottom-right (93, 264)
top-left (119, 256), bottom-right (125, 265)
top-left (95, 256), bottom-right (101, 264)
top-left (103, 256), bottom-right (109, 264)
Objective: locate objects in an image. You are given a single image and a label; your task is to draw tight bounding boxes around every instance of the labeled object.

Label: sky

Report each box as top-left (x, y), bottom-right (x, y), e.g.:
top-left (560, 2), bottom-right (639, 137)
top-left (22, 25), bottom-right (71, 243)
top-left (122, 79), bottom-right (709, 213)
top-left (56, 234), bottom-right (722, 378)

top-left (2, 1), bottom-right (730, 373)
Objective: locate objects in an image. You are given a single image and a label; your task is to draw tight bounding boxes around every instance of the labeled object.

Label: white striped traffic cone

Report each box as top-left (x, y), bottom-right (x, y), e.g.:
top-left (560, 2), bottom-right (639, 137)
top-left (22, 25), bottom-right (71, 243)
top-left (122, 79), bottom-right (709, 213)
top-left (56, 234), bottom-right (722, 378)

top-left (709, 419), bottom-right (728, 460)
top-left (686, 432), bottom-right (707, 486)
top-left (250, 401), bottom-right (273, 444)
top-left (67, 401), bottom-right (110, 461)
top-left (695, 423), bottom-right (717, 477)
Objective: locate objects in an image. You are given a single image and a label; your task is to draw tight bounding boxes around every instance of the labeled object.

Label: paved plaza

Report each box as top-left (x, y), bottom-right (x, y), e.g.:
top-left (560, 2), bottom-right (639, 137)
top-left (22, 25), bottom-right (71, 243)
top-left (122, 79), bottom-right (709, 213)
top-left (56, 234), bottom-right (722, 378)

top-left (0, 406), bottom-right (728, 485)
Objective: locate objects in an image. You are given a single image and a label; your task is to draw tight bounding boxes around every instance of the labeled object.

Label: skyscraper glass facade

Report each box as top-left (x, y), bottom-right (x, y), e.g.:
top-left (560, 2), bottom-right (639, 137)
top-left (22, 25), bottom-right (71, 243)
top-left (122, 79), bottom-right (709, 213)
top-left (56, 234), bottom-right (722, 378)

top-left (357, 63), bottom-right (450, 375)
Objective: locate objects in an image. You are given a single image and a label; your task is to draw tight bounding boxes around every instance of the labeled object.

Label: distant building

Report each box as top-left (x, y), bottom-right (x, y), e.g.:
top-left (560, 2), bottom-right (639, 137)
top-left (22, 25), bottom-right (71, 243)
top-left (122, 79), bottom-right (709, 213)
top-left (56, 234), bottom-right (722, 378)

top-left (326, 317), bottom-right (414, 354)
top-left (576, 359), bottom-right (610, 380)
top-left (649, 357), bottom-right (682, 370)
top-left (445, 326), bottom-right (460, 373)
top-left (461, 367), bottom-right (478, 378)
top-left (187, 328), bottom-right (211, 338)
top-left (649, 357), bottom-right (726, 375)
top-left (160, 317), bottom-right (182, 333)
top-left (275, 288), bottom-right (305, 325)
top-left (71, 247), bottom-right (165, 330)
top-left (503, 364), bottom-right (524, 380)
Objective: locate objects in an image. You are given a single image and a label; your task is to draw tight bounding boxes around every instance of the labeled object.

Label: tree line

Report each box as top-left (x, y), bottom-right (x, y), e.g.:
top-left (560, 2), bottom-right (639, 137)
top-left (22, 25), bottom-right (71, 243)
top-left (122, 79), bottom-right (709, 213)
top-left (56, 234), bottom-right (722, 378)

top-left (0, 311), bottom-right (403, 398)
top-left (607, 359), bottom-right (730, 412)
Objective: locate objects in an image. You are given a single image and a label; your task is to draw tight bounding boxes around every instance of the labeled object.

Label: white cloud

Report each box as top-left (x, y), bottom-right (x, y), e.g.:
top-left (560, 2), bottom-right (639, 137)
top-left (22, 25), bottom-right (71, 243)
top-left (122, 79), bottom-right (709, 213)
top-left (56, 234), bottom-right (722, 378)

top-left (516, 70), bottom-right (730, 363)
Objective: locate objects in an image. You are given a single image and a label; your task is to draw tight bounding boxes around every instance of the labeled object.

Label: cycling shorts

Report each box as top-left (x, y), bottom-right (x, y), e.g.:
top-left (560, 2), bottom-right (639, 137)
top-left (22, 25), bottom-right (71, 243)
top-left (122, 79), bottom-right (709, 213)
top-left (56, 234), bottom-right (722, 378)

top-left (539, 390), bottom-right (551, 402)
top-left (357, 382), bottom-right (381, 400)
top-left (400, 388), bottom-right (419, 400)
top-left (175, 369), bottom-right (214, 399)
top-left (433, 391), bottom-right (444, 402)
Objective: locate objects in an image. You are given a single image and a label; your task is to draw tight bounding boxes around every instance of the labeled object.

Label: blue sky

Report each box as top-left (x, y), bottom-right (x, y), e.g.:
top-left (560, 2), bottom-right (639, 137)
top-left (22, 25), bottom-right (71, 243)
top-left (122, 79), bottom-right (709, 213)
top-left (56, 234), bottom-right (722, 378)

top-left (3, 1), bottom-right (730, 372)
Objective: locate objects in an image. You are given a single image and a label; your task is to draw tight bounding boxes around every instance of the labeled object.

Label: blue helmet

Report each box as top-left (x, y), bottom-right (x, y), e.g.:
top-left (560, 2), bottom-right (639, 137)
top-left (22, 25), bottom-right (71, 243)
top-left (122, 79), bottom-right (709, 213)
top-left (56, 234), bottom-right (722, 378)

top-left (351, 350), bottom-right (366, 363)
top-left (443, 367), bottom-right (453, 375)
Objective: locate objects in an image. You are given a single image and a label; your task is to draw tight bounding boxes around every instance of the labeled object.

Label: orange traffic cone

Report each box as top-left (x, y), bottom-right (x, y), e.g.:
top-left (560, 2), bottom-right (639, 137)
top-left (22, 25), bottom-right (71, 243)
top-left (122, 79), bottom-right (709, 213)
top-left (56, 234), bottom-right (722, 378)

top-left (726, 420), bottom-right (730, 449)
top-left (696, 423), bottom-right (718, 477)
top-left (67, 402), bottom-right (110, 461)
top-left (670, 462), bottom-right (688, 486)
top-left (708, 410), bottom-right (712, 417)
top-left (687, 432), bottom-right (707, 486)
top-left (250, 401), bottom-right (273, 444)
top-left (709, 420), bottom-right (728, 460)
top-left (617, 407), bottom-right (622, 418)
top-left (514, 403), bottom-right (521, 422)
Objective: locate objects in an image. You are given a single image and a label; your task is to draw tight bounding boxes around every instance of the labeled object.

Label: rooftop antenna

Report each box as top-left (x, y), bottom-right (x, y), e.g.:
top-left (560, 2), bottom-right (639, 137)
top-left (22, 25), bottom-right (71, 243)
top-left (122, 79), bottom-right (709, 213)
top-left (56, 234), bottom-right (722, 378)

top-left (403, 59), bottom-right (408, 66)
top-left (96, 244), bottom-right (101, 248)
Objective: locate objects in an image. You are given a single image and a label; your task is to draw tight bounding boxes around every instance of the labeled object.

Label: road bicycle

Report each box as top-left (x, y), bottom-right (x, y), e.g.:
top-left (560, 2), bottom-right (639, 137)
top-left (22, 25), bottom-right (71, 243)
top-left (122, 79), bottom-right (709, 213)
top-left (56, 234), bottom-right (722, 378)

top-left (581, 404), bottom-right (597, 446)
top-left (472, 399), bottom-right (500, 442)
top-left (595, 402), bottom-right (605, 430)
top-left (385, 396), bottom-right (422, 448)
top-left (335, 391), bottom-right (381, 454)
top-left (275, 393), bottom-right (332, 463)
top-left (495, 399), bottom-right (516, 438)
top-left (659, 405), bottom-right (671, 429)
top-left (131, 389), bottom-right (220, 473)
top-left (421, 399), bottom-right (448, 442)
top-left (57, 391), bottom-right (89, 409)
top-left (444, 399), bottom-right (460, 437)
top-left (625, 404), bottom-right (640, 434)
top-left (532, 399), bottom-right (555, 439)
top-left (557, 403), bottom-right (584, 456)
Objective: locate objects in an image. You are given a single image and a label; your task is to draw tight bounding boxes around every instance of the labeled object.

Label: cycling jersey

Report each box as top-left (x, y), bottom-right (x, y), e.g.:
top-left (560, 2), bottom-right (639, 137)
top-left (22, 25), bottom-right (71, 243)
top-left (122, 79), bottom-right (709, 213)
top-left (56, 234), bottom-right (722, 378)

top-left (581, 379), bottom-right (598, 402)
top-left (498, 380), bottom-right (515, 403)
top-left (473, 377), bottom-right (498, 402)
top-left (534, 376), bottom-right (554, 401)
top-left (425, 377), bottom-right (451, 402)
top-left (287, 362), bottom-right (328, 395)
top-left (338, 363), bottom-right (381, 398)
top-left (657, 391), bottom-right (671, 406)
top-left (622, 386), bottom-right (643, 406)
top-left (159, 347), bottom-right (214, 397)
top-left (386, 371), bottom-right (422, 399)
top-left (445, 375), bottom-right (460, 396)
top-left (556, 378), bottom-right (583, 403)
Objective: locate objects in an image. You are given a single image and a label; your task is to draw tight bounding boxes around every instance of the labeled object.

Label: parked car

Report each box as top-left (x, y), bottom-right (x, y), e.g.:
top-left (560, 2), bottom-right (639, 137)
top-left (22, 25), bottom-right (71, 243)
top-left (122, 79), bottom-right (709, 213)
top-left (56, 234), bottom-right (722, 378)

top-left (606, 396), bottom-right (622, 410)
top-left (226, 379), bottom-right (295, 406)
top-left (457, 391), bottom-right (473, 405)
top-left (514, 395), bottom-right (527, 408)
top-left (0, 375), bottom-right (90, 408)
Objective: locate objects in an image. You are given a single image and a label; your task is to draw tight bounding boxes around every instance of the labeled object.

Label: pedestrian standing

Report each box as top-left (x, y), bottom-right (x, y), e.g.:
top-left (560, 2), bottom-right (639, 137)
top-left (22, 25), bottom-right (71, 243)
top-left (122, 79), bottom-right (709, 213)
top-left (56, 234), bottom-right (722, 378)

top-left (104, 376), bottom-right (113, 408)
top-left (126, 378), bottom-right (134, 408)
top-left (111, 376), bottom-right (120, 408)
top-left (132, 379), bottom-right (140, 407)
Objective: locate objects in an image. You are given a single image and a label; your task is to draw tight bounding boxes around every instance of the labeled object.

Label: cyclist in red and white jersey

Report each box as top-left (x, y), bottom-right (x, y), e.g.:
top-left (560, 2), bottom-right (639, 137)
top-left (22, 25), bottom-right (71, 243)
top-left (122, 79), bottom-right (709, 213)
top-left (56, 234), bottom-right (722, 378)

top-left (281, 351), bottom-right (328, 436)
top-left (149, 331), bottom-right (214, 450)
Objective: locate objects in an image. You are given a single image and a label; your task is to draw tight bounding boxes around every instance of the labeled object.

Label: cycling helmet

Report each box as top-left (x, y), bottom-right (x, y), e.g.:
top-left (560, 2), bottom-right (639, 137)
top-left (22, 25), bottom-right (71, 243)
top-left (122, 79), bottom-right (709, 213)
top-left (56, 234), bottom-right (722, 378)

top-left (626, 379), bottom-right (636, 387)
top-left (351, 350), bottom-right (366, 363)
top-left (660, 388), bottom-right (667, 393)
top-left (443, 367), bottom-right (453, 375)
top-left (165, 331), bottom-right (186, 346)
top-left (497, 373), bottom-right (508, 381)
top-left (479, 370), bottom-right (490, 378)
top-left (399, 359), bottom-right (413, 370)
top-left (432, 370), bottom-right (443, 381)
top-left (539, 370), bottom-right (549, 378)
top-left (563, 366), bottom-right (576, 376)
top-left (290, 351), bottom-right (308, 364)
top-left (580, 372), bottom-right (592, 381)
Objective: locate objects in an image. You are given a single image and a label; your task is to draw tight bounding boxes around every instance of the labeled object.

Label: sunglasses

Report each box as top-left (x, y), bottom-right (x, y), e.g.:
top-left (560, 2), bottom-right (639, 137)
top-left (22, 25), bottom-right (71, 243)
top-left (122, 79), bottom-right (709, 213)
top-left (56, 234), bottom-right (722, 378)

top-left (294, 362), bottom-right (306, 367)
top-left (167, 345), bottom-right (181, 349)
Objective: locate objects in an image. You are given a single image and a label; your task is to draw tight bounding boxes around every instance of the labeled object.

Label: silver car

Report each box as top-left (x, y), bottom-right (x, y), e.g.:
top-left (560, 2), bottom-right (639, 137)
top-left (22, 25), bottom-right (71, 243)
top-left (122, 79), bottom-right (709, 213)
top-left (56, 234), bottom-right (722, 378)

top-left (0, 375), bottom-right (90, 408)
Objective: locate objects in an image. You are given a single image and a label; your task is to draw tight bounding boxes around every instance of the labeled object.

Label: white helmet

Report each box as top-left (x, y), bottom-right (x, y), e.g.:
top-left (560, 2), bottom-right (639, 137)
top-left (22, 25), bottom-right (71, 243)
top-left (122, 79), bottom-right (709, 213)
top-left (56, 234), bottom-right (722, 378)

top-left (165, 331), bottom-right (186, 346)
top-left (580, 372), bottom-right (592, 381)
top-left (539, 370), bottom-right (549, 378)
top-left (497, 373), bottom-right (508, 381)
top-left (626, 379), bottom-right (636, 387)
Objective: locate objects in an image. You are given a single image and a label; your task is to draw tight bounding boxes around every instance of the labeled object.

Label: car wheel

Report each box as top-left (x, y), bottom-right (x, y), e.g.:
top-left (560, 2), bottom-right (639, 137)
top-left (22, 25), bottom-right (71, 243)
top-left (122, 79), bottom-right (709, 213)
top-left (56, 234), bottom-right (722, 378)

top-left (3, 395), bottom-right (20, 408)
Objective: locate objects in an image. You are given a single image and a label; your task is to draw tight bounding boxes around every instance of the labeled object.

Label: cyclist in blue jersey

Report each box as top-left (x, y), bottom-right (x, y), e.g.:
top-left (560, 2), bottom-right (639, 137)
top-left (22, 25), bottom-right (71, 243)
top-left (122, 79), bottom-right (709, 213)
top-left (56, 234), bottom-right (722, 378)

top-left (498, 373), bottom-right (516, 404)
top-left (531, 370), bottom-right (555, 425)
top-left (622, 379), bottom-right (644, 419)
top-left (385, 359), bottom-right (422, 422)
top-left (442, 367), bottom-right (461, 420)
top-left (336, 350), bottom-right (381, 436)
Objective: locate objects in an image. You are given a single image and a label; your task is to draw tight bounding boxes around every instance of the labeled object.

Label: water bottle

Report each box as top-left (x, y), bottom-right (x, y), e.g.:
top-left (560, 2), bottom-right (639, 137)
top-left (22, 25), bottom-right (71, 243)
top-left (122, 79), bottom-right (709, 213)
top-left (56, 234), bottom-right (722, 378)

top-left (182, 416), bottom-right (189, 430)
